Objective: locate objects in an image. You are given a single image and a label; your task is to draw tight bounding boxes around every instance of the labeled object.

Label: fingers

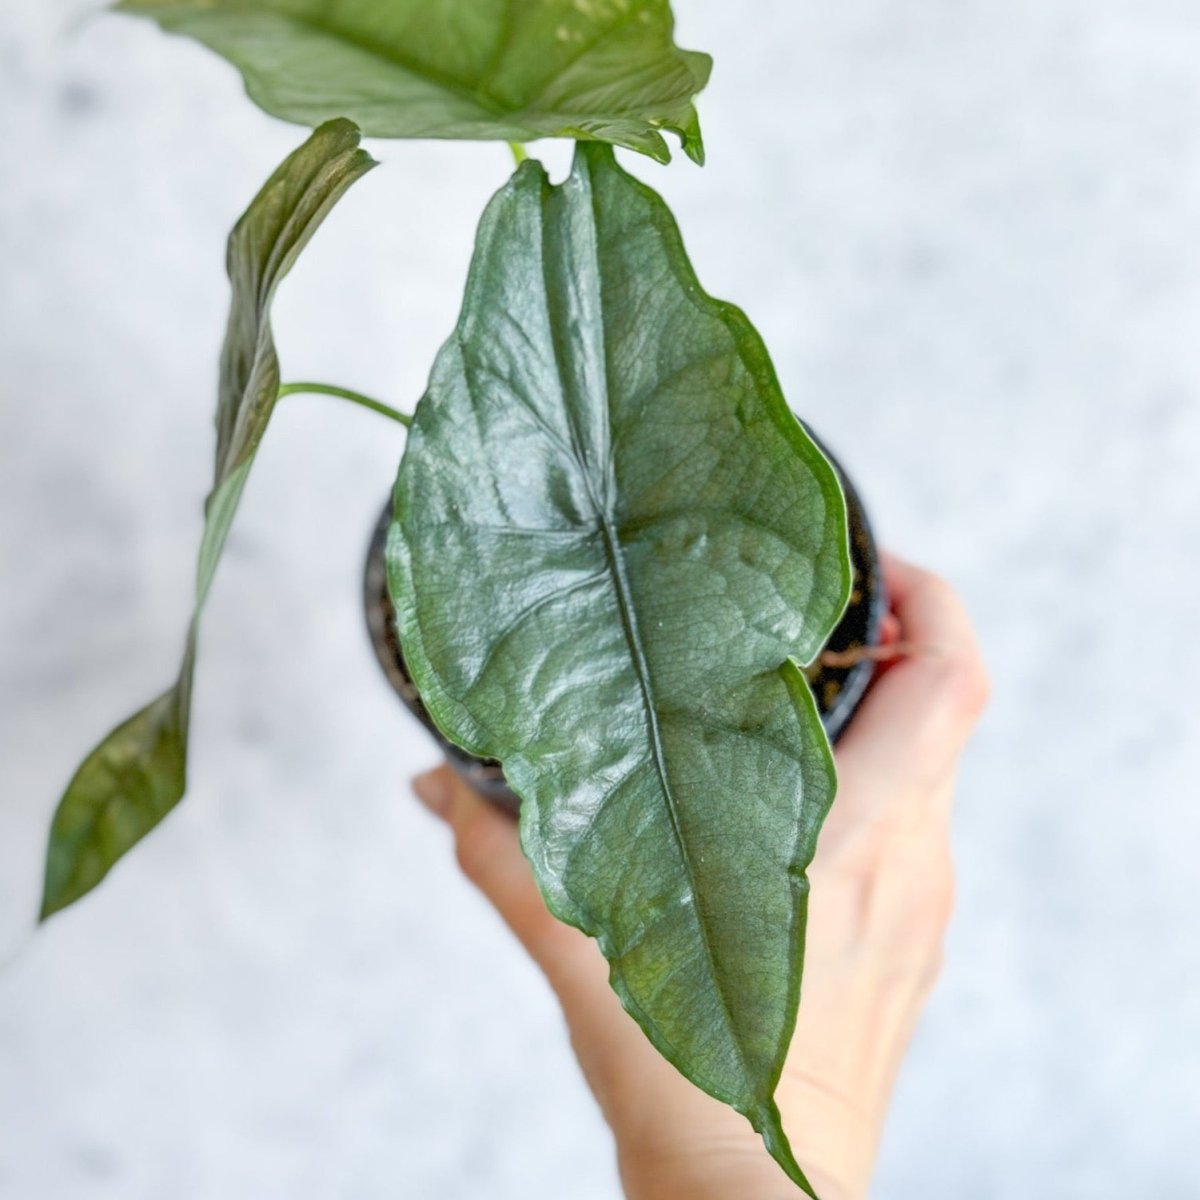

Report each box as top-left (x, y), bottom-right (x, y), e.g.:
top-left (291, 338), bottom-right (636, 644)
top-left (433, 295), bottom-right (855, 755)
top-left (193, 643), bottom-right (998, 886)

top-left (834, 552), bottom-right (989, 795)
top-left (412, 766), bottom-right (660, 1104)
top-left (879, 552), bottom-right (981, 656)
top-left (411, 766), bottom-right (593, 987)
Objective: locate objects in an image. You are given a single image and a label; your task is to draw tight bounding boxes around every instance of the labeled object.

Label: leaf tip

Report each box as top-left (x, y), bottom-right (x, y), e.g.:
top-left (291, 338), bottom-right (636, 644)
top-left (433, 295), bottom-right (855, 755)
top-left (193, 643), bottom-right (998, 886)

top-left (754, 1098), bottom-right (820, 1198)
top-left (352, 145), bottom-right (380, 178)
top-left (675, 100), bottom-right (707, 166)
top-left (37, 891), bottom-right (65, 925)
top-left (37, 892), bottom-right (58, 925)
top-left (37, 803), bottom-right (109, 924)
top-left (37, 834), bottom-right (82, 924)
top-left (634, 130), bottom-right (673, 165)
top-left (311, 116), bottom-right (378, 168)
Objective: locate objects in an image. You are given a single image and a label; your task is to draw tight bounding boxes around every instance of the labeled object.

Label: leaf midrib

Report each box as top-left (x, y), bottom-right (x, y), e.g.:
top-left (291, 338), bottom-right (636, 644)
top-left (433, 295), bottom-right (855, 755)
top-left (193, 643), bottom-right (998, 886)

top-left (184, 4), bottom-right (669, 125)
top-left (595, 513), bottom-right (753, 1091)
top-left (543, 160), bottom-right (752, 1092)
top-left (206, 7), bottom-right (509, 116)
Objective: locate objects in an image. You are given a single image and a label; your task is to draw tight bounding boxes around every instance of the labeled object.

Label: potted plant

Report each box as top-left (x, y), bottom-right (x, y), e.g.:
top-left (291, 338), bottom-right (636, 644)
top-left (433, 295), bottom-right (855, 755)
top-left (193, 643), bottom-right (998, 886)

top-left (38, 3), bottom-right (889, 1194)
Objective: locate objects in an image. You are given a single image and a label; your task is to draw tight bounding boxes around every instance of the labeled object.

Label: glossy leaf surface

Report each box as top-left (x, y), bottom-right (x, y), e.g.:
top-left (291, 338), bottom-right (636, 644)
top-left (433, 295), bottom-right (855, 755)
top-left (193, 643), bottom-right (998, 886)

top-left (389, 144), bottom-right (851, 1192)
top-left (116, 0), bottom-right (711, 164)
top-left (41, 120), bottom-right (375, 919)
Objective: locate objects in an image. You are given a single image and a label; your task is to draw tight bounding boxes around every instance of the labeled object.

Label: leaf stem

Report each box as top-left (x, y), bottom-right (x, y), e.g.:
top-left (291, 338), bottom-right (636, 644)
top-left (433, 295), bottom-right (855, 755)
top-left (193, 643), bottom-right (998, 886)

top-left (507, 141), bottom-right (528, 166)
top-left (277, 381), bottom-right (411, 427)
top-left (819, 641), bottom-right (923, 670)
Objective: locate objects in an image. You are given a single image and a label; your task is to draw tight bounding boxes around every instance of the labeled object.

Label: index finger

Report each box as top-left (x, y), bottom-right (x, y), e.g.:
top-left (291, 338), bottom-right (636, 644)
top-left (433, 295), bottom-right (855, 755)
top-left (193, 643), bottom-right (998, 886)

top-left (833, 552), bottom-right (989, 788)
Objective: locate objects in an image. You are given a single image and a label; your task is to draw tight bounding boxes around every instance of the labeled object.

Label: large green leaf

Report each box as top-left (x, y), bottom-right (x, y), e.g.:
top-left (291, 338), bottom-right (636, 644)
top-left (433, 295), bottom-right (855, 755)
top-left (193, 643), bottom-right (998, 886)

top-left (389, 144), bottom-right (852, 1192)
top-left (116, 0), bottom-right (711, 164)
top-left (40, 120), bottom-right (375, 920)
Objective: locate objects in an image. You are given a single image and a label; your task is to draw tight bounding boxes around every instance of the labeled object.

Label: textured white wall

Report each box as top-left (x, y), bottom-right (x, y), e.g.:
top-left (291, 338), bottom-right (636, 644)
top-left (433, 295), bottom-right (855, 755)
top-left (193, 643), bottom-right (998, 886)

top-left (2, 1), bottom-right (1198, 1196)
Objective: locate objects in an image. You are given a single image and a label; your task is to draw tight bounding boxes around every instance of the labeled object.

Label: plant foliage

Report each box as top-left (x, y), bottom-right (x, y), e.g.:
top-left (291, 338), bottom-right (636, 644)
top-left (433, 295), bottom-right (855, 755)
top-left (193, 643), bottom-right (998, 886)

top-left (39, 120), bottom-right (375, 919)
top-left (388, 144), bottom-right (852, 1191)
top-left (116, 0), bottom-right (711, 163)
top-left (39, 6), bottom-right (863, 1191)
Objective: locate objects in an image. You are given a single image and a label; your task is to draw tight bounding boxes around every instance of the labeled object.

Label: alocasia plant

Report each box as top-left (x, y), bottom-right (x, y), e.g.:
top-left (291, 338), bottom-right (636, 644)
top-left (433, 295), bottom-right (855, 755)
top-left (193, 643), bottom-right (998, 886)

top-left (40, 119), bottom-right (376, 919)
top-left (390, 144), bottom-right (850, 1190)
top-left (38, 3), bottom-right (863, 1195)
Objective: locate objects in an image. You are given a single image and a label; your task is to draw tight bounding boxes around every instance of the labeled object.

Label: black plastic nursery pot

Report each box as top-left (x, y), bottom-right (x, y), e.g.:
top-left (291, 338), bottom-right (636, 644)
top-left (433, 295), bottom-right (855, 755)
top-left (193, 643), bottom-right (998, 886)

top-left (364, 430), bottom-right (886, 815)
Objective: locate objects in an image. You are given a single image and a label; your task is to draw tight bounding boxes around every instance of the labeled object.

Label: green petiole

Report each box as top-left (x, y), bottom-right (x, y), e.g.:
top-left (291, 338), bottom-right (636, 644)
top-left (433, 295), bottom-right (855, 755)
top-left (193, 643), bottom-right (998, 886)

top-left (277, 381), bottom-right (412, 428)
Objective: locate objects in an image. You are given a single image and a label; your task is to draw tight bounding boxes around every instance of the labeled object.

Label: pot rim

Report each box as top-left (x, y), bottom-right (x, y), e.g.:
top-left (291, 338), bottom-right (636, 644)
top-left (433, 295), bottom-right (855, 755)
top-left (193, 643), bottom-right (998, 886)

top-left (364, 425), bottom-right (886, 810)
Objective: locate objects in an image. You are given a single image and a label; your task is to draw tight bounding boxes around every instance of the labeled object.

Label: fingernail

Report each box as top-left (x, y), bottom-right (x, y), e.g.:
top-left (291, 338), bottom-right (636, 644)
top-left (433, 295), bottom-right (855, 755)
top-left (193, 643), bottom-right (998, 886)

top-left (412, 770), bottom-right (450, 819)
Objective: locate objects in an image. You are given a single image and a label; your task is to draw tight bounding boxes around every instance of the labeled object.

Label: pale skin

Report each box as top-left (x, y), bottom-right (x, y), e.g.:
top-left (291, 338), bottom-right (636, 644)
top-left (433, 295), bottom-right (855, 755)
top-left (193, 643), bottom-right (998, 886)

top-left (412, 552), bottom-right (989, 1200)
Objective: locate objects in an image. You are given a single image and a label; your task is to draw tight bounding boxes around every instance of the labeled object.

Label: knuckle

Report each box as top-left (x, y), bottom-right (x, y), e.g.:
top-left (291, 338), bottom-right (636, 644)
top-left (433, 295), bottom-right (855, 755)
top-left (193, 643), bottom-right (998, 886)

top-left (920, 568), bottom-right (957, 604)
top-left (923, 859), bottom-right (957, 930)
top-left (932, 651), bottom-right (990, 722)
top-left (951, 656), bottom-right (991, 719)
top-left (452, 833), bottom-right (483, 882)
top-left (909, 565), bottom-right (961, 616)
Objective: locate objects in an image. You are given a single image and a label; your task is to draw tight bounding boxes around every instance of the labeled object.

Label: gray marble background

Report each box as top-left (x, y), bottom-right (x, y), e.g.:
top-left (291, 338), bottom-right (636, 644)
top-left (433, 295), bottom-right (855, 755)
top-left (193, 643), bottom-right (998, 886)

top-left (2, 1), bottom-right (1198, 1196)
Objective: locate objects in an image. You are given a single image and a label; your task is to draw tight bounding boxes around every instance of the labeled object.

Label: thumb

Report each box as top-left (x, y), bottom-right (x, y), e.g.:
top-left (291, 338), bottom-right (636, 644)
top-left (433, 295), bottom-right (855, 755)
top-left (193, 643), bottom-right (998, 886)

top-left (412, 765), bottom-right (594, 987)
top-left (412, 767), bottom-right (703, 1135)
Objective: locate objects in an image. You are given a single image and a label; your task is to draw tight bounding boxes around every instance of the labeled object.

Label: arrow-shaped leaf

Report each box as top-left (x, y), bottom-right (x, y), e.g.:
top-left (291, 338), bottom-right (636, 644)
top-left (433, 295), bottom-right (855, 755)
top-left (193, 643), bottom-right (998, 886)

top-left (116, 0), bottom-right (711, 164)
top-left (389, 144), bottom-right (852, 1192)
top-left (40, 119), bottom-right (375, 920)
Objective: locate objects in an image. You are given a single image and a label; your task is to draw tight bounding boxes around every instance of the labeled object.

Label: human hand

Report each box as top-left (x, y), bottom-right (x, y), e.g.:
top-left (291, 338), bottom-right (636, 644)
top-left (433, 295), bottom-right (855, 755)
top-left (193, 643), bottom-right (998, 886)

top-left (412, 552), bottom-right (988, 1199)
